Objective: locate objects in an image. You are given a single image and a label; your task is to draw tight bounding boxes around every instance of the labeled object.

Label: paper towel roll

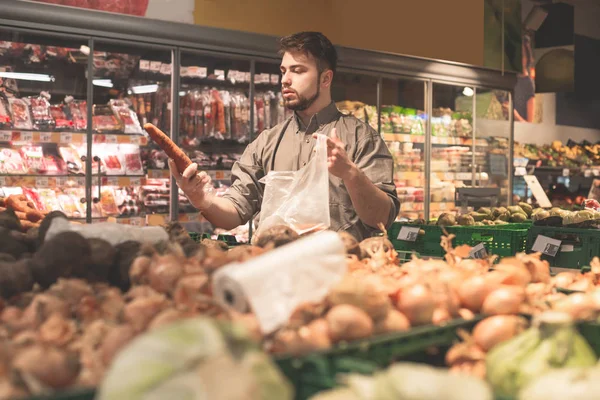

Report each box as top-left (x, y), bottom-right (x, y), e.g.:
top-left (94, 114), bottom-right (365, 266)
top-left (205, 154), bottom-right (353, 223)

top-left (212, 230), bottom-right (347, 334)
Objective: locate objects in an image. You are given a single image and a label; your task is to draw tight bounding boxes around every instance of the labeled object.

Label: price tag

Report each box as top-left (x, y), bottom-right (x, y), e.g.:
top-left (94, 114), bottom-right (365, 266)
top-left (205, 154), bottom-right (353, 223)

top-left (107, 177), bottom-right (118, 186)
top-left (562, 168), bottom-right (570, 177)
top-left (39, 132), bottom-right (52, 142)
top-left (469, 243), bottom-right (488, 259)
top-left (21, 132), bottom-right (33, 142)
top-left (0, 176), bottom-right (6, 186)
top-left (214, 69), bottom-right (225, 80)
top-left (130, 135), bottom-right (142, 145)
top-left (444, 173), bottom-right (454, 181)
top-left (244, 72), bottom-right (251, 82)
top-left (523, 175), bottom-right (552, 208)
top-left (129, 177), bottom-right (141, 186)
top-left (585, 169), bottom-right (593, 178)
top-left (35, 177), bottom-right (49, 187)
top-left (270, 74), bottom-right (280, 85)
top-left (150, 61), bottom-right (162, 73)
top-left (55, 176), bottom-right (66, 186)
top-left (397, 226), bottom-right (420, 242)
top-left (106, 135), bottom-right (118, 144)
top-left (515, 167), bottom-right (527, 176)
top-left (180, 66), bottom-right (189, 77)
top-left (531, 235), bottom-right (562, 257)
top-left (129, 218), bottom-right (142, 226)
top-left (198, 67), bottom-right (207, 78)
top-left (60, 132), bottom-right (73, 144)
top-left (160, 63), bottom-right (172, 75)
top-left (0, 132), bottom-right (11, 141)
top-left (560, 244), bottom-right (574, 253)
top-left (439, 202), bottom-right (447, 210)
top-left (139, 60), bottom-right (151, 71)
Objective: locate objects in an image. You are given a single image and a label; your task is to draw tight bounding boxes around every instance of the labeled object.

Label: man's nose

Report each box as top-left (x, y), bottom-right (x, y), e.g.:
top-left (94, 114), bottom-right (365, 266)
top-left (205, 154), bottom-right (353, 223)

top-left (281, 72), bottom-right (291, 85)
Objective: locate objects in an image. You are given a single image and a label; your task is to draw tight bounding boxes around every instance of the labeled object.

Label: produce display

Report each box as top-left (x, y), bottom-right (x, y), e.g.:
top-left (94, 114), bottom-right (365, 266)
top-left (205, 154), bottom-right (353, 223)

top-left (515, 140), bottom-right (600, 168)
top-left (436, 204), bottom-right (533, 226)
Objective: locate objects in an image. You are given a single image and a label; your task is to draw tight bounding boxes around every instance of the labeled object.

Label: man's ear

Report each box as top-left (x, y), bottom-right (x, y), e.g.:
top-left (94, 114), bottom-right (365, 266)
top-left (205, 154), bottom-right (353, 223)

top-left (321, 70), bottom-right (334, 88)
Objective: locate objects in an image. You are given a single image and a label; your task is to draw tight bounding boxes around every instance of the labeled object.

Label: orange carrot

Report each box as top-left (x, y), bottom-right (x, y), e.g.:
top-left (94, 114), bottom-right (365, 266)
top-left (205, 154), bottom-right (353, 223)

top-left (143, 123), bottom-right (192, 174)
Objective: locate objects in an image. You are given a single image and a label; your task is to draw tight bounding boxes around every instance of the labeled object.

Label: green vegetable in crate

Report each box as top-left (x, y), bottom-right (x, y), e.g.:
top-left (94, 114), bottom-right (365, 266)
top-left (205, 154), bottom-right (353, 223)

top-left (492, 207), bottom-right (508, 218)
top-left (437, 213), bottom-right (457, 227)
top-left (518, 203), bottom-right (533, 217)
top-left (496, 212), bottom-right (511, 222)
top-left (470, 212), bottom-right (490, 222)
top-left (97, 317), bottom-right (293, 400)
top-left (507, 206), bottom-right (527, 217)
top-left (519, 365), bottom-right (600, 400)
top-left (549, 208), bottom-right (569, 218)
top-left (477, 207), bottom-right (492, 218)
top-left (532, 210), bottom-right (550, 221)
top-left (310, 362), bottom-right (493, 400)
top-left (457, 214), bottom-right (476, 226)
top-left (510, 213), bottom-right (528, 223)
top-left (494, 220), bottom-right (508, 225)
top-left (486, 311), bottom-right (597, 398)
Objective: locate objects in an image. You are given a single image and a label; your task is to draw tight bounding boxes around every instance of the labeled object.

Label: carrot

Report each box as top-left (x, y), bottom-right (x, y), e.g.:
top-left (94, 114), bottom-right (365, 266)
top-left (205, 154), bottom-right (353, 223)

top-left (6, 195), bottom-right (28, 213)
top-left (13, 211), bottom-right (27, 220)
top-left (143, 123), bottom-right (192, 174)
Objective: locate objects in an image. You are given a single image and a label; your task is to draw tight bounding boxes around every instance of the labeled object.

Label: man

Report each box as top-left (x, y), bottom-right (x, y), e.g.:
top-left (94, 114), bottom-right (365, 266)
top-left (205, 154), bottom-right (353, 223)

top-left (169, 31), bottom-right (399, 241)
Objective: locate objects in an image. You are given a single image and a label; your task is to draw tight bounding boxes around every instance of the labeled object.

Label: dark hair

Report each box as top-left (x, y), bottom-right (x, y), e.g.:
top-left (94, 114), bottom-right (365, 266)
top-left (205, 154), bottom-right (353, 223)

top-left (278, 31), bottom-right (337, 75)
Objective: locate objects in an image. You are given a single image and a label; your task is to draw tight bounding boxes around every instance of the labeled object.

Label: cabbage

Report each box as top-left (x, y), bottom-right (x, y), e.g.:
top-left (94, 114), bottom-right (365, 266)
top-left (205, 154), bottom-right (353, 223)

top-left (96, 318), bottom-right (293, 400)
top-left (486, 311), bottom-right (597, 398)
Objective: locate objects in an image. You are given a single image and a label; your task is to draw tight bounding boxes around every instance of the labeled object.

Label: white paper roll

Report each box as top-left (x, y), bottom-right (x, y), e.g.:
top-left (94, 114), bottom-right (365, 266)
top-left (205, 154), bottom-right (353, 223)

top-left (212, 230), bottom-right (347, 334)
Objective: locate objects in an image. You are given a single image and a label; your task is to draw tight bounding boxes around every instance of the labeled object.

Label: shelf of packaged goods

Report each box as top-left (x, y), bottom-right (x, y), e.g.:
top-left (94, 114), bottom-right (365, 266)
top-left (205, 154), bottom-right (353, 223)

top-left (0, 175), bottom-right (146, 188)
top-left (0, 131), bottom-right (148, 146)
top-left (400, 171), bottom-right (488, 181)
top-left (146, 212), bottom-right (207, 226)
top-left (146, 169), bottom-right (232, 181)
top-left (383, 133), bottom-right (488, 147)
top-left (399, 202), bottom-right (455, 212)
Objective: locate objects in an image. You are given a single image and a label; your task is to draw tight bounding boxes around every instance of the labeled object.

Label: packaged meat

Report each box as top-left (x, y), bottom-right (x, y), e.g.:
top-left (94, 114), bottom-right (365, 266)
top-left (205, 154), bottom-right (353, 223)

top-left (42, 146), bottom-right (67, 175)
top-left (74, 144), bottom-right (104, 175)
top-left (100, 187), bottom-right (119, 216)
top-left (21, 187), bottom-right (44, 212)
top-left (20, 146), bottom-right (47, 173)
top-left (119, 144), bottom-right (144, 176)
top-left (93, 105), bottom-right (123, 133)
top-left (66, 98), bottom-right (87, 131)
top-left (59, 145), bottom-right (84, 174)
top-left (0, 147), bottom-right (27, 174)
top-left (36, 188), bottom-right (61, 213)
top-left (109, 99), bottom-right (143, 135)
top-left (25, 92), bottom-right (55, 130)
top-left (50, 104), bottom-right (73, 131)
top-left (57, 192), bottom-right (81, 218)
top-left (96, 144), bottom-right (125, 175)
top-left (0, 95), bottom-right (12, 129)
top-left (8, 98), bottom-right (33, 130)
top-left (62, 188), bottom-right (90, 218)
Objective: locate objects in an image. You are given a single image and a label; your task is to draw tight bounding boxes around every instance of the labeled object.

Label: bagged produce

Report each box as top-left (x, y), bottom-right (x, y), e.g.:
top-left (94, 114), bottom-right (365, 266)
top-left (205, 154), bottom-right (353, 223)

top-left (96, 317), bottom-right (293, 400)
top-left (486, 311), bottom-right (597, 397)
top-left (519, 365), bottom-right (600, 400)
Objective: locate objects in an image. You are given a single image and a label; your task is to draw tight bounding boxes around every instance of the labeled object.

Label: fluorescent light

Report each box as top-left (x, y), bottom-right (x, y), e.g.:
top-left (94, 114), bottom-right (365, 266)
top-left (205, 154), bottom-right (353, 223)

top-left (130, 84), bottom-right (158, 94)
top-left (179, 91), bottom-right (186, 96)
top-left (0, 72), bottom-right (55, 82)
top-left (93, 79), bottom-right (113, 88)
top-left (462, 87), bottom-right (474, 97)
top-left (80, 45), bottom-right (90, 55)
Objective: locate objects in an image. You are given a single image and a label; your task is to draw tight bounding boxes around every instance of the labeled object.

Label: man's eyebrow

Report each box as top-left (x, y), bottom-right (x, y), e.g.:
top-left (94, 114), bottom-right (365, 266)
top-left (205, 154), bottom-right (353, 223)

top-left (280, 64), bottom-right (306, 70)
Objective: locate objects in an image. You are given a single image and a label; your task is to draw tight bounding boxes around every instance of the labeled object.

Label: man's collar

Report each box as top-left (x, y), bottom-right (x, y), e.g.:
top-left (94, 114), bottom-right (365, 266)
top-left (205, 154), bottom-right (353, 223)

top-left (293, 102), bottom-right (340, 133)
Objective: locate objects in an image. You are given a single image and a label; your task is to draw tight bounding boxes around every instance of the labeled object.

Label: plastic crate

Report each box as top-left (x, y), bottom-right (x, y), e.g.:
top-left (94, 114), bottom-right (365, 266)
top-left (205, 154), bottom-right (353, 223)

top-left (274, 316), bottom-right (483, 400)
top-left (527, 226), bottom-right (600, 269)
top-left (188, 232), bottom-right (242, 248)
top-left (25, 389), bottom-right (95, 400)
top-left (446, 224), bottom-right (530, 259)
top-left (388, 223), bottom-right (445, 258)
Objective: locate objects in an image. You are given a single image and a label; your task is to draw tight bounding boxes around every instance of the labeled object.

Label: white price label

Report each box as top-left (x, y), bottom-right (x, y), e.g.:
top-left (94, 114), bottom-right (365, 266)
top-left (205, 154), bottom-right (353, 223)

top-left (439, 202), bottom-right (447, 210)
top-left (55, 177), bottom-right (66, 186)
top-left (198, 67), bottom-right (207, 78)
top-left (0, 132), bottom-right (11, 141)
top-left (244, 72), bottom-right (251, 82)
top-left (60, 132), bottom-right (73, 144)
top-left (562, 168), bottom-right (570, 177)
top-left (585, 169), bottom-right (593, 178)
top-left (532, 235), bottom-right (562, 257)
top-left (160, 63), bottom-right (172, 75)
top-left (106, 135), bottom-right (118, 144)
top-left (227, 70), bottom-right (236, 81)
top-left (262, 73), bottom-right (270, 83)
top-left (21, 132), bottom-right (33, 142)
top-left (129, 218), bottom-right (142, 226)
top-left (129, 177), bottom-right (141, 186)
top-left (515, 167), bottom-right (527, 176)
top-left (130, 135), bottom-right (141, 145)
top-left (107, 177), bottom-right (118, 186)
top-left (0, 176), bottom-right (6, 186)
top-left (397, 226), bottom-right (420, 242)
top-left (39, 132), bottom-right (52, 142)
top-left (270, 74), bottom-right (279, 85)
top-left (150, 61), bottom-right (162, 73)
top-left (469, 243), bottom-right (488, 259)
top-left (35, 177), bottom-right (49, 187)
top-left (139, 60), bottom-right (151, 71)
top-left (560, 244), bottom-right (574, 253)
top-left (214, 69), bottom-right (225, 80)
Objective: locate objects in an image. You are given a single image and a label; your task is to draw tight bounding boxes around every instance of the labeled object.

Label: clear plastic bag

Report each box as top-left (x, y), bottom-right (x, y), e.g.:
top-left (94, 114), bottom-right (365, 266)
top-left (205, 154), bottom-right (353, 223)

top-left (255, 133), bottom-right (330, 237)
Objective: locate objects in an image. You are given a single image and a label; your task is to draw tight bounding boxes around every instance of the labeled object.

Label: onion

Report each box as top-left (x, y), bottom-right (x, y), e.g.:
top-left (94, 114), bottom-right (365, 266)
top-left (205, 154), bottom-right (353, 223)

top-left (432, 308), bottom-right (452, 325)
top-left (520, 254), bottom-right (551, 283)
top-left (395, 283), bottom-right (435, 326)
top-left (553, 293), bottom-right (597, 321)
top-left (38, 313), bottom-right (77, 347)
top-left (128, 256), bottom-right (152, 285)
top-left (326, 304), bottom-right (373, 342)
top-left (457, 273), bottom-right (504, 313)
top-left (445, 342), bottom-right (486, 365)
top-left (552, 272), bottom-right (577, 289)
top-left (100, 324), bottom-right (136, 366)
top-left (13, 345), bottom-right (80, 389)
top-left (458, 308), bottom-right (475, 320)
top-left (148, 255), bottom-right (184, 294)
top-left (481, 286), bottom-right (526, 315)
top-left (328, 275), bottom-right (390, 322)
top-left (374, 310), bottom-right (410, 334)
top-left (494, 263), bottom-right (531, 287)
top-left (298, 318), bottom-right (332, 350)
top-left (472, 315), bottom-right (527, 351)
top-left (568, 278), bottom-right (594, 293)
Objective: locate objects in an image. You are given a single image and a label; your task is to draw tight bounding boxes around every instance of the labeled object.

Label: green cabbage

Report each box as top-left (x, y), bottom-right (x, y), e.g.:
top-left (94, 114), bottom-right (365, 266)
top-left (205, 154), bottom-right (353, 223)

top-left (96, 318), bottom-right (293, 400)
top-left (486, 312), bottom-right (597, 398)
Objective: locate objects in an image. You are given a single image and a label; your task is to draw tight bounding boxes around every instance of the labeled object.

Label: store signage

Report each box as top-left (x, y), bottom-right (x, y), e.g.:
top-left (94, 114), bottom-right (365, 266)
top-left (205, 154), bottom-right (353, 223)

top-left (532, 235), bottom-right (561, 257)
top-left (523, 175), bottom-right (552, 208)
top-left (469, 243), bottom-right (488, 259)
top-left (397, 226), bottom-right (420, 242)
top-left (489, 154), bottom-right (507, 177)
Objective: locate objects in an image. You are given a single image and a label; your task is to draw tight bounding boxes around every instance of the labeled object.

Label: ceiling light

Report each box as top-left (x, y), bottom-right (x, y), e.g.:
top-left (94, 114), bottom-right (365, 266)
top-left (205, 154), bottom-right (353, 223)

top-left (130, 84), bottom-right (159, 94)
top-left (79, 45), bottom-right (90, 55)
top-left (462, 87), bottom-right (474, 97)
top-left (0, 72), bottom-right (55, 82)
top-left (93, 79), bottom-right (113, 88)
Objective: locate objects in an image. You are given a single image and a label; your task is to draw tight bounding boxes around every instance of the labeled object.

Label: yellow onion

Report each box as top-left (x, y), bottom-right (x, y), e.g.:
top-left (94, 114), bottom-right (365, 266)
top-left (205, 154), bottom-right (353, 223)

top-left (472, 315), bottom-right (527, 351)
top-left (481, 286), bottom-right (526, 315)
top-left (396, 283), bottom-right (435, 326)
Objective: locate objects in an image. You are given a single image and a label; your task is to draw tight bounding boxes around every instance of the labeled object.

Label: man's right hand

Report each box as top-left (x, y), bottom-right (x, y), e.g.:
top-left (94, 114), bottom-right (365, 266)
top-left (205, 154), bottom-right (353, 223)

top-left (168, 159), bottom-right (214, 210)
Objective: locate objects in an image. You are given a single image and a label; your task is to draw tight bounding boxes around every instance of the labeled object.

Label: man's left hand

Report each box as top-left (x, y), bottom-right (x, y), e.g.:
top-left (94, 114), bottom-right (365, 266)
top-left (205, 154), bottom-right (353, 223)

top-left (313, 128), bottom-right (357, 181)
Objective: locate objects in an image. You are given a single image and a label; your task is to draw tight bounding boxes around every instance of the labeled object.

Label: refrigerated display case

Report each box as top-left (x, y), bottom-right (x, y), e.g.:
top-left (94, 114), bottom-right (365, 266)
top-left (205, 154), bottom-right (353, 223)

top-left (0, 0), bottom-right (516, 237)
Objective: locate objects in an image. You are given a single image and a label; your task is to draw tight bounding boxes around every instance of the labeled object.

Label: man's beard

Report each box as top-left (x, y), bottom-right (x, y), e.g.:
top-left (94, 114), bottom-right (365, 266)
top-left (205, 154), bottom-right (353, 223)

top-left (283, 82), bottom-right (320, 111)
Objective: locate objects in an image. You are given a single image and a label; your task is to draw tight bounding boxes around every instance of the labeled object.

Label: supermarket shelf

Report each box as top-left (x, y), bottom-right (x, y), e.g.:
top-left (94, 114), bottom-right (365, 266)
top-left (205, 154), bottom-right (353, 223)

top-left (147, 169), bottom-right (232, 181)
top-left (0, 175), bottom-right (146, 188)
top-left (400, 171), bottom-right (489, 181)
top-left (383, 133), bottom-right (488, 147)
top-left (0, 130), bottom-right (148, 146)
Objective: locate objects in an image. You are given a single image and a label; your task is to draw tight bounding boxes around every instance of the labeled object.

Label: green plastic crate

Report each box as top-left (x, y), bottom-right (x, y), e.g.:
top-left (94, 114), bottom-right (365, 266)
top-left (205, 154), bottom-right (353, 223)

top-left (388, 223), bottom-right (445, 258)
top-left (188, 232), bottom-right (242, 248)
top-left (25, 389), bottom-right (95, 400)
top-left (274, 316), bottom-right (483, 400)
top-left (527, 226), bottom-right (600, 269)
top-left (446, 224), bottom-right (529, 259)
